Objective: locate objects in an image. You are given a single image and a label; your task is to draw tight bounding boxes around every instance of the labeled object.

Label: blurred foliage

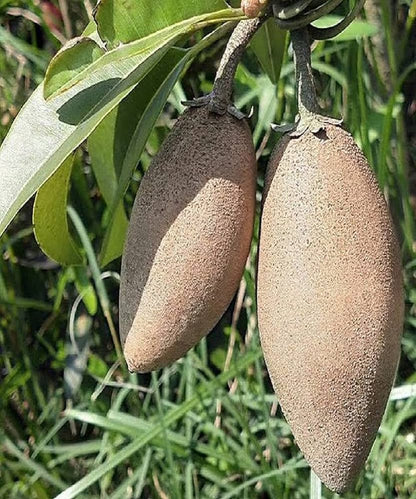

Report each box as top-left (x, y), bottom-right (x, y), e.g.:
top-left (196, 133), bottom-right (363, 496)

top-left (0, 0), bottom-right (415, 498)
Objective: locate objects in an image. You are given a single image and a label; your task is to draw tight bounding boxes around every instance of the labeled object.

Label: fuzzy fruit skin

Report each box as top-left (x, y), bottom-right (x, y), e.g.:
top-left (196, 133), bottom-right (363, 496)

top-left (257, 125), bottom-right (404, 493)
top-left (120, 107), bottom-right (256, 373)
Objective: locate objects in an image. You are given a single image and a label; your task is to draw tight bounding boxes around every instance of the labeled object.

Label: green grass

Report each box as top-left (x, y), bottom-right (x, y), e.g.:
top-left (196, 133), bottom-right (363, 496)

top-left (0, 1), bottom-right (416, 498)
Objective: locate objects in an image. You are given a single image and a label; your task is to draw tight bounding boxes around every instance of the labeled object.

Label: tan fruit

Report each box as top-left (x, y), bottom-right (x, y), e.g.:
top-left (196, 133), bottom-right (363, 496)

top-left (120, 106), bottom-right (256, 373)
top-left (257, 125), bottom-right (404, 492)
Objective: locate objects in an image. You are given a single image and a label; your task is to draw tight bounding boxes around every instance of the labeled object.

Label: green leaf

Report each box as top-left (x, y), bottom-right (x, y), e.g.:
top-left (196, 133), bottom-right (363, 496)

top-left (90, 48), bottom-right (187, 265)
top-left (253, 76), bottom-right (277, 145)
top-left (0, 297), bottom-right (53, 312)
top-left (87, 93), bottom-right (130, 265)
top-left (312, 15), bottom-right (378, 41)
top-left (33, 155), bottom-right (83, 265)
top-left (99, 205), bottom-right (128, 266)
top-left (82, 19), bottom-right (99, 38)
top-left (87, 93), bottom-right (134, 266)
top-left (250, 19), bottom-right (287, 85)
top-left (0, 11), bottom-right (233, 238)
top-left (95, 0), bottom-right (229, 45)
top-left (87, 353), bottom-right (108, 377)
top-left (44, 38), bottom-right (105, 100)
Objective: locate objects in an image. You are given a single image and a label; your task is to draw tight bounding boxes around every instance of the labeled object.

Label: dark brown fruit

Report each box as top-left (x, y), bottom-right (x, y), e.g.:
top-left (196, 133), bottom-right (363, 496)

top-left (257, 125), bottom-right (404, 492)
top-left (120, 106), bottom-right (256, 373)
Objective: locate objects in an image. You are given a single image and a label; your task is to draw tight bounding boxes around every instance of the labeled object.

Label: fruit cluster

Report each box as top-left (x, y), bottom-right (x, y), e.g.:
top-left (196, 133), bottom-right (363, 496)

top-left (119, 6), bottom-right (404, 493)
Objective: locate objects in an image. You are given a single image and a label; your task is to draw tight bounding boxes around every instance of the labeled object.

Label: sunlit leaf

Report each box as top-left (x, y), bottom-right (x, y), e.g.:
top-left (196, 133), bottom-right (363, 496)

top-left (44, 38), bottom-right (105, 99)
top-left (95, 0), bottom-right (229, 45)
top-left (33, 155), bottom-right (83, 265)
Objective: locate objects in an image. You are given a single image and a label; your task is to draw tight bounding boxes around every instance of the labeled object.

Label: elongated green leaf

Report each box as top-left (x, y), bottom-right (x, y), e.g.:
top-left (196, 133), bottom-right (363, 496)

top-left (88, 94), bottom-right (130, 264)
top-left (0, 59), bottom-right (158, 237)
top-left (0, 12), bottom-right (236, 238)
top-left (33, 155), bottom-right (83, 265)
top-left (44, 22), bottom-right (104, 100)
top-left (44, 38), bottom-right (105, 99)
top-left (253, 77), bottom-right (277, 145)
top-left (312, 15), bottom-right (378, 41)
top-left (221, 463), bottom-right (308, 499)
top-left (0, 297), bottom-right (53, 311)
top-left (110, 450), bottom-right (152, 499)
top-left (0, 366), bottom-right (30, 400)
top-left (99, 205), bottom-right (128, 266)
top-left (95, 0), bottom-right (229, 45)
top-left (250, 19), bottom-right (286, 85)
top-left (89, 48), bottom-right (186, 265)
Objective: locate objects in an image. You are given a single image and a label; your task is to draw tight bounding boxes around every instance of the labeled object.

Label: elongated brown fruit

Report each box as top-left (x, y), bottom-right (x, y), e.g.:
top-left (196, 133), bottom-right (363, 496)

top-left (120, 107), bottom-right (256, 373)
top-left (257, 125), bottom-right (404, 492)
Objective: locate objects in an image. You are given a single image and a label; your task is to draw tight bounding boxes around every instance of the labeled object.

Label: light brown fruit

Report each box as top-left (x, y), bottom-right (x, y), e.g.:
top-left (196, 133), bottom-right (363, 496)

top-left (120, 106), bottom-right (256, 373)
top-left (257, 125), bottom-right (404, 492)
top-left (241, 0), bottom-right (268, 18)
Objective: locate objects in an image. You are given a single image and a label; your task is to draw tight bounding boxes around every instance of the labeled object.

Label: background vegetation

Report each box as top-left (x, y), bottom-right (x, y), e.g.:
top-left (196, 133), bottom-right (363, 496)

top-left (0, 1), bottom-right (415, 497)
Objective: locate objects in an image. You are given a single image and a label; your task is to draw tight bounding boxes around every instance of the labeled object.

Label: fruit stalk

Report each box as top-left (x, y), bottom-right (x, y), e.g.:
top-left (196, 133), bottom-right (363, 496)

top-left (185, 17), bottom-right (267, 116)
top-left (291, 28), bottom-right (319, 119)
top-left (210, 17), bottom-right (263, 114)
top-left (290, 28), bottom-right (341, 135)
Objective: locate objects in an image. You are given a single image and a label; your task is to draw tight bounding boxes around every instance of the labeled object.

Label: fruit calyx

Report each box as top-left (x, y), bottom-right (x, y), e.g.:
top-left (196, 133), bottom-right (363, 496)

top-left (183, 93), bottom-right (247, 120)
top-left (183, 16), bottom-right (268, 119)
